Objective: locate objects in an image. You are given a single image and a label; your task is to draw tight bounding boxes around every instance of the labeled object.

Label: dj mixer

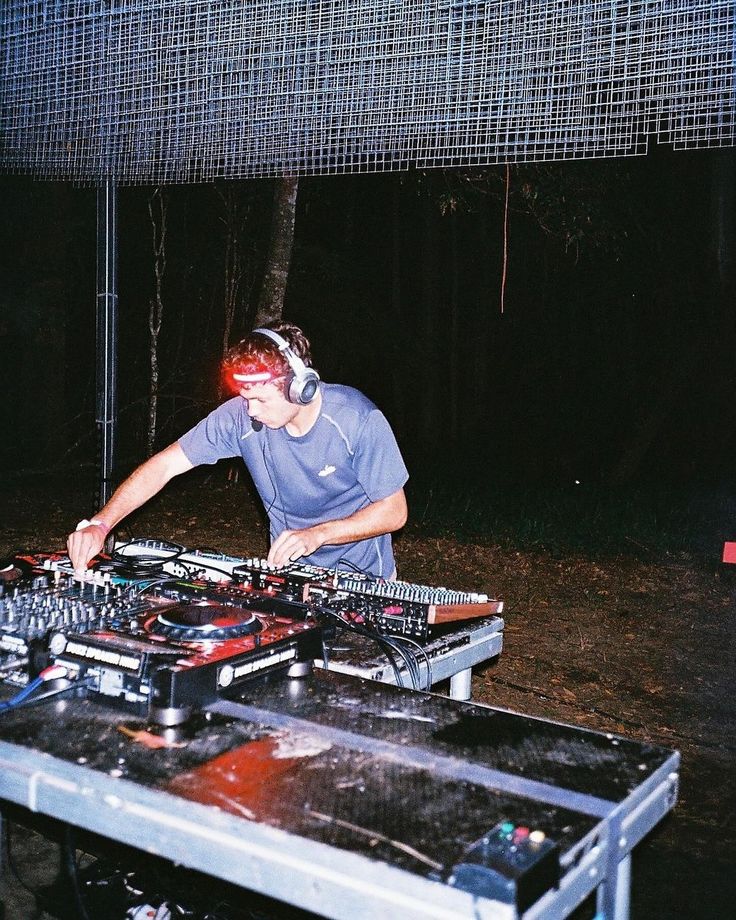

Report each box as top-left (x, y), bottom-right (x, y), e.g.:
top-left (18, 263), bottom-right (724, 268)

top-left (0, 546), bottom-right (679, 920)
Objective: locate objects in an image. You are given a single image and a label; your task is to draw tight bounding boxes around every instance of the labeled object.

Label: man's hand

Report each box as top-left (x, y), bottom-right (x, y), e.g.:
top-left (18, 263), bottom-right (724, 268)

top-left (65, 443), bottom-right (194, 574)
top-left (267, 526), bottom-right (325, 567)
top-left (265, 488), bottom-right (407, 568)
top-left (67, 523), bottom-right (108, 573)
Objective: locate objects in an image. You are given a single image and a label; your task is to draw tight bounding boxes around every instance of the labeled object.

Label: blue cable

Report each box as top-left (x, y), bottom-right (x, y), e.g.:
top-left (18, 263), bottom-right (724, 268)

top-left (0, 675), bottom-right (44, 712)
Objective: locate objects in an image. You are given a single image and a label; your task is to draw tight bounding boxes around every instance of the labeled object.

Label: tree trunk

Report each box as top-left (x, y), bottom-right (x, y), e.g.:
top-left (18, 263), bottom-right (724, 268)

top-left (216, 183), bottom-right (247, 397)
top-left (255, 177), bottom-right (299, 326)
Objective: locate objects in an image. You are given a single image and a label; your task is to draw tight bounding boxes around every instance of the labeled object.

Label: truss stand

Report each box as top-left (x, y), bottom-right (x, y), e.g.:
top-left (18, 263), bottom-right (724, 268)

top-left (95, 179), bottom-right (118, 546)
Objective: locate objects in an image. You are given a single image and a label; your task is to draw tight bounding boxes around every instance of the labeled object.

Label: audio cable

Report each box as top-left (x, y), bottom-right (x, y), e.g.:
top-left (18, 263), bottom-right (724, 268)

top-left (313, 604), bottom-right (431, 691)
top-left (0, 665), bottom-right (94, 714)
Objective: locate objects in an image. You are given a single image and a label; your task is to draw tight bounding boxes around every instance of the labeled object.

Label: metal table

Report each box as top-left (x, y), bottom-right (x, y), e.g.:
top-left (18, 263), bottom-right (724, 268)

top-left (0, 668), bottom-right (679, 920)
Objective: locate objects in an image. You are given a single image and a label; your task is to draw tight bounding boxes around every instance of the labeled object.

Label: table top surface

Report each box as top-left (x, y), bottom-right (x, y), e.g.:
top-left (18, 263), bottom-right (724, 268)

top-left (0, 667), bottom-right (677, 852)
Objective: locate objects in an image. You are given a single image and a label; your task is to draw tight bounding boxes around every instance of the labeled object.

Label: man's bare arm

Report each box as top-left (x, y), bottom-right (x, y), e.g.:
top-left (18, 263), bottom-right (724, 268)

top-left (67, 442), bottom-right (194, 571)
top-left (267, 487), bottom-right (408, 567)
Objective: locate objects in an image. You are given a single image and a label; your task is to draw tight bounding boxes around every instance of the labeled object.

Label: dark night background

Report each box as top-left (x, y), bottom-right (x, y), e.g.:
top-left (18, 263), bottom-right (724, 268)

top-left (1, 145), bottom-right (735, 537)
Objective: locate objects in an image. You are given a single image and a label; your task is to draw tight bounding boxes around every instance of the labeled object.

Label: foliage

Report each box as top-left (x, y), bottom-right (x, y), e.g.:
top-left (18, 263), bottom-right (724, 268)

top-left (424, 160), bottom-right (634, 258)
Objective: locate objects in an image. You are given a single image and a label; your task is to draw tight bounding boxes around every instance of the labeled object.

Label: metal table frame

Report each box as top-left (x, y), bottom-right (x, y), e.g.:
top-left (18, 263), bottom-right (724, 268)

top-left (0, 671), bottom-right (679, 920)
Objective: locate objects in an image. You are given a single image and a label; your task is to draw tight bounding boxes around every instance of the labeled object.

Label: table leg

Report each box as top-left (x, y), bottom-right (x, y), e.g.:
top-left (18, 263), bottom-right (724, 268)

top-left (449, 668), bottom-right (472, 701)
top-left (596, 852), bottom-right (631, 920)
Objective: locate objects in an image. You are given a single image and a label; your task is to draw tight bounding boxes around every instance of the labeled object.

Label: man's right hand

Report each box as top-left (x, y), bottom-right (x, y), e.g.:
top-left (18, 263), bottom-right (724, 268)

top-left (64, 443), bottom-right (195, 574)
top-left (67, 523), bottom-right (107, 573)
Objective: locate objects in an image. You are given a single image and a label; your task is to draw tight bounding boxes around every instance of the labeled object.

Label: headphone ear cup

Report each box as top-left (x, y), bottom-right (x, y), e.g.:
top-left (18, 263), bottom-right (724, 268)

top-left (251, 327), bottom-right (320, 404)
top-left (288, 367), bottom-right (320, 404)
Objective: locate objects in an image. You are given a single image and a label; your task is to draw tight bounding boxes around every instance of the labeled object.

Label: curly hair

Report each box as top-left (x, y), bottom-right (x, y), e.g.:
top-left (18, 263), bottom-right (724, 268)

top-left (223, 322), bottom-right (315, 391)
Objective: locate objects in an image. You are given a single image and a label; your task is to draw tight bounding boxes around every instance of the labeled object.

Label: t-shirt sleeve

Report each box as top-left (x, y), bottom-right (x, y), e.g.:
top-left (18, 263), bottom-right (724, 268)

top-left (178, 399), bottom-right (244, 466)
top-left (352, 410), bottom-right (409, 502)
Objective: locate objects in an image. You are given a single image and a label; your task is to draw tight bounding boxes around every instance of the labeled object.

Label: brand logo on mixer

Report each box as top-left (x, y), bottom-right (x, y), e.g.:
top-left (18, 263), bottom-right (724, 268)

top-left (65, 640), bottom-right (140, 671)
top-left (231, 647), bottom-right (297, 680)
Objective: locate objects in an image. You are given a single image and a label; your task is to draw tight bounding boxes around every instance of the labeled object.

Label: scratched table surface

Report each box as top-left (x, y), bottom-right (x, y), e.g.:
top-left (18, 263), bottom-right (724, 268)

top-left (0, 670), bottom-right (679, 919)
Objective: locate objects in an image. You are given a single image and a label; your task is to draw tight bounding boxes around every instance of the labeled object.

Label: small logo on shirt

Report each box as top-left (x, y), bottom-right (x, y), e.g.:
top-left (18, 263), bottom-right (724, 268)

top-left (318, 464), bottom-right (337, 477)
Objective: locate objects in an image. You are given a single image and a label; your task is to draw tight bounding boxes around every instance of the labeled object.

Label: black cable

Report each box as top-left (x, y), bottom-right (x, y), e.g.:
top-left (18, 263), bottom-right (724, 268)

top-left (106, 537), bottom-right (243, 584)
top-left (378, 635), bottom-right (419, 689)
top-left (393, 635), bottom-right (433, 691)
top-left (370, 635), bottom-right (405, 687)
top-left (109, 538), bottom-right (187, 572)
top-left (62, 825), bottom-right (91, 920)
top-left (313, 605), bottom-right (406, 687)
top-left (335, 557), bottom-right (370, 575)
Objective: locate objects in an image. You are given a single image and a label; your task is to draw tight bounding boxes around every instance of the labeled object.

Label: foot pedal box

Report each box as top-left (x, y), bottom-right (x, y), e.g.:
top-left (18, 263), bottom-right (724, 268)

top-left (447, 820), bottom-right (560, 912)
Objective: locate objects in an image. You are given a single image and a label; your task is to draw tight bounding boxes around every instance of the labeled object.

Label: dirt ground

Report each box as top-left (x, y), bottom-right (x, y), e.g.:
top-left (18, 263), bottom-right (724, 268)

top-left (1, 471), bottom-right (735, 919)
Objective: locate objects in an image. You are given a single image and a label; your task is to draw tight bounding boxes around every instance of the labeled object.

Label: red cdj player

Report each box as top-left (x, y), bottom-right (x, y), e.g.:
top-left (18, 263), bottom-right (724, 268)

top-left (48, 597), bottom-right (325, 725)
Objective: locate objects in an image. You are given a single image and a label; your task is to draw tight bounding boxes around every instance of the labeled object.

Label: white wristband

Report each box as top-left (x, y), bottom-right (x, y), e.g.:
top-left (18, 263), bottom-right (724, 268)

top-left (76, 518), bottom-right (110, 536)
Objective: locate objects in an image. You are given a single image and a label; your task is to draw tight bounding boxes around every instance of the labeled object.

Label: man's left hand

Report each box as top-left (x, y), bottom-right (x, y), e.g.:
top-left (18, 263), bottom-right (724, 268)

top-left (267, 527), bottom-right (323, 567)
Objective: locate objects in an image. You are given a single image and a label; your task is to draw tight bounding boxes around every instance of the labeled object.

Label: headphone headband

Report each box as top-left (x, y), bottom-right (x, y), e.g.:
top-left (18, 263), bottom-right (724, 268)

top-left (252, 327), bottom-right (320, 405)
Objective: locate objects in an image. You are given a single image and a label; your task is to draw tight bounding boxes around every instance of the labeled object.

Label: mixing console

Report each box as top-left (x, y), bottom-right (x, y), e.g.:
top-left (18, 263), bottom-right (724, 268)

top-left (1, 545), bottom-right (501, 718)
top-left (232, 558), bottom-right (503, 640)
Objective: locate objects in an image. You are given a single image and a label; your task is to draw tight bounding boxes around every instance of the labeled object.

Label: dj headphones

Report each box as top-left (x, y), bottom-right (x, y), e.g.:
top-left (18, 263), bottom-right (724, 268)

top-left (252, 327), bottom-right (321, 405)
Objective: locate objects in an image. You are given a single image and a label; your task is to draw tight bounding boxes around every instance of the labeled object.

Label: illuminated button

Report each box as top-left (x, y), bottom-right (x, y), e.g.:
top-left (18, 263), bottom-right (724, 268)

top-left (529, 830), bottom-right (546, 844)
top-left (500, 821), bottom-right (515, 835)
top-left (218, 664), bottom-right (234, 688)
top-left (513, 827), bottom-right (530, 842)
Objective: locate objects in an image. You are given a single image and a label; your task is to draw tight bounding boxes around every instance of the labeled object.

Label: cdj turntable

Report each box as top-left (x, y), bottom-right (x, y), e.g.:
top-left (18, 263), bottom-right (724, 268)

top-left (1, 553), bottom-right (325, 725)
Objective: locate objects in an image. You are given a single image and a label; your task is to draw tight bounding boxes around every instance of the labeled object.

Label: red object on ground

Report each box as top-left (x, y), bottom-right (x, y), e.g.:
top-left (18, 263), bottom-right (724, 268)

top-left (722, 542), bottom-right (736, 563)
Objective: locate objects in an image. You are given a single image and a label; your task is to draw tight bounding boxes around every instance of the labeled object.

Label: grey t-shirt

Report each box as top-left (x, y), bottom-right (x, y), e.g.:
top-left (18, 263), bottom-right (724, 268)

top-left (178, 383), bottom-right (408, 576)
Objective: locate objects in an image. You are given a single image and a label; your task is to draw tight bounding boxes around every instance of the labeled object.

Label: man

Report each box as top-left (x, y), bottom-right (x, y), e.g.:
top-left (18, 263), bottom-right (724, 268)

top-left (67, 322), bottom-right (408, 577)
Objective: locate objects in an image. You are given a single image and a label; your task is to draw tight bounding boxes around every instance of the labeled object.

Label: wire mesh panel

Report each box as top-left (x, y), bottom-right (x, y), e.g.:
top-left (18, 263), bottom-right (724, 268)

top-left (1, 0), bottom-right (734, 183)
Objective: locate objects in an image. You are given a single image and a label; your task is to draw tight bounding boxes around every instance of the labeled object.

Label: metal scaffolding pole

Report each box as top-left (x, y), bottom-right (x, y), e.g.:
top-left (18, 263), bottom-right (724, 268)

top-left (95, 179), bottom-right (118, 527)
